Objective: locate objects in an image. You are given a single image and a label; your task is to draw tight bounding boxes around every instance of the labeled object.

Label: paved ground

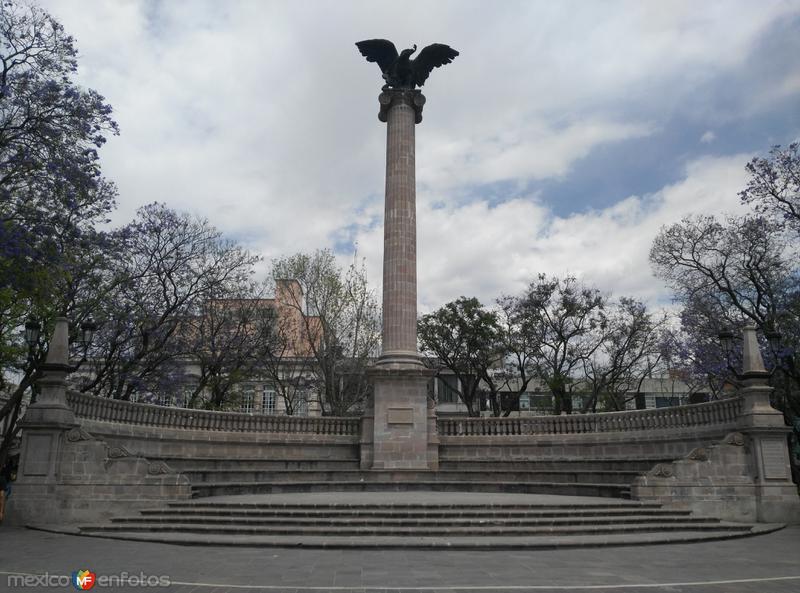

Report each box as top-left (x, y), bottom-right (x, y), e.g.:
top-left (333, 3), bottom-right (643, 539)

top-left (3, 492), bottom-right (799, 592)
top-left (1, 520), bottom-right (798, 593)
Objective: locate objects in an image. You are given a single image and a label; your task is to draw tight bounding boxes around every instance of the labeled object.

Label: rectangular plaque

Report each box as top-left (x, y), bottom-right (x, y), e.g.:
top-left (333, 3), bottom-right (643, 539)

top-left (760, 439), bottom-right (789, 480)
top-left (387, 407), bottom-right (414, 425)
top-left (22, 433), bottom-right (53, 476)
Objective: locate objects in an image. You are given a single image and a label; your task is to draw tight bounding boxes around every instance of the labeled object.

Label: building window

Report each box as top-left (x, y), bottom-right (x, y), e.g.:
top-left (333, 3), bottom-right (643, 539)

top-left (159, 394), bottom-right (172, 407)
top-left (437, 375), bottom-right (459, 403)
top-left (295, 396), bottom-right (309, 416)
top-left (262, 386), bottom-right (276, 415)
top-left (241, 388), bottom-right (254, 414)
top-left (655, 396), bottom-right (680, 408)
top-left (530, 394), bottom-right (553, 413)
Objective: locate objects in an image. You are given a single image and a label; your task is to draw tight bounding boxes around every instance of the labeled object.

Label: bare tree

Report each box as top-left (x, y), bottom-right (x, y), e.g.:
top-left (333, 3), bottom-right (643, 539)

top-left (492, 294), bottom-right (543, 416)
top-left (740, 143), bottom-right (800, 235)
top-left (581, 297), bottom-right (666, 412)
top-left (651, 213), bottom-right (799, 418)
top-left (185, 288), bottom-right (276, 410)
top-left (271, 250), bottom-right (380, 415)
top-left (259, 279), bottom-right (318, 415)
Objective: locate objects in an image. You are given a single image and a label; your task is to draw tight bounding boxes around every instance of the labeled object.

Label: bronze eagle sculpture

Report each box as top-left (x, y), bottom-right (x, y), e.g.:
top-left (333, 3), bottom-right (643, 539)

top-left (356, 39), bottom-right (459, 89)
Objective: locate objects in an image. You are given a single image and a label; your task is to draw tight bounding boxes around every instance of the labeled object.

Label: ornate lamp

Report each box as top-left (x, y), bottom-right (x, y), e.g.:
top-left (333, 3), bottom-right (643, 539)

top-left (80, 319), bottom-right (97, 349)
top-left (764, 328), bottom-right (782, 353)
top-left (24, 318), bottom-right (41, 348)
top-left (717, 329), bottom-right (736, 375)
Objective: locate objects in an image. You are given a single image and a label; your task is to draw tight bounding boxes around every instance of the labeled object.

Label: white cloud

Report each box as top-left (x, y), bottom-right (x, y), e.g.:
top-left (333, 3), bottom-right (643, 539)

top-left (700, 131), bottom-right (716, 144)
top-left (355, 154), bottom-right (753, 312)
top-left (36, 0), bottom-right (800, 310)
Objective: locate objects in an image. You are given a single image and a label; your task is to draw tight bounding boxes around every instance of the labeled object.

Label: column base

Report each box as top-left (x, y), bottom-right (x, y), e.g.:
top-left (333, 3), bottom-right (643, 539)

top-left (374, 350), bottom-right (425, 371)
top-left (368, 365), bottom-right (438, 470)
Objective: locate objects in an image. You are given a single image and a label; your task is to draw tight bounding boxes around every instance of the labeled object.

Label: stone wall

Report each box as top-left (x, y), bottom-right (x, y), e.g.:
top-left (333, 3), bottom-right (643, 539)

top-left (632, 431), bottom-right (800, 524)
top-left (439, 398), bottom-right (742, 465)
top-left (8, 426), bottom-right (191, 525)
top-left (439, 427), bottom-right (736, 464)
top-left (10, 380), bottom-right (798, 525)
top-left (80, 418), bottom-right (360, 465)
top-left (67, 390), bottom-right (361, 465)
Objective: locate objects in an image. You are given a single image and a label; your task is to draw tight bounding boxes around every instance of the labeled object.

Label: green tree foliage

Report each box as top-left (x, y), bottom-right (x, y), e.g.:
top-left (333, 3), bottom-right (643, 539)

top-left (0, 1), bottom-right (117, 465)
top-left (418, 297), bottom-right (502, 417)
top-left (508, 275), bottom-right (608, 415)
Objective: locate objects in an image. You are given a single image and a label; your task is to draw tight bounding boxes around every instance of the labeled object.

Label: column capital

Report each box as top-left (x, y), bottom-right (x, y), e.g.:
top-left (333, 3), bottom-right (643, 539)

top-left (378, 88), bottom-right (426, 124)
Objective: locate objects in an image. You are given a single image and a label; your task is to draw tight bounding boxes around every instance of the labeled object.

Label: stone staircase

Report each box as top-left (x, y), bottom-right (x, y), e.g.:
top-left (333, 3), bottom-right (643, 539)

top-left (154, 456), bottom-right (672, 499)
top-left (69, 493), bottom-right (778, 548)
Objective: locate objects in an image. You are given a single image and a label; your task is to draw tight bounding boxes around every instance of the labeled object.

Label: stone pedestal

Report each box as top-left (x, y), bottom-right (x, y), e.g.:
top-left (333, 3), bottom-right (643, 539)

top-left (9, 318), bottom-right (190, 525)
top-left (364, 88), bottom-right (438, 469)
top-left (15, 318), bottom-right (77, 490)
top-left (369, 366), bottom-right (438, 470)
top-left (633, 325), bottom-right (800, 523)
top-left (736, 377), bottom-right (799, 523)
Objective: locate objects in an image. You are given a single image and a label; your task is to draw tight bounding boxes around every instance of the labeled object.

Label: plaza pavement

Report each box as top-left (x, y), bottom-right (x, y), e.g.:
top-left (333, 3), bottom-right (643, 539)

top-left (0, 491), bottom-right (798, 593)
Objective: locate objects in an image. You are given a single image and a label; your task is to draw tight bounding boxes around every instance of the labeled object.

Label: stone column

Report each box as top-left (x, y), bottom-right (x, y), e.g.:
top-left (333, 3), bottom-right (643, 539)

top-left (377, 88), bottom-right (426, 369)
top-left (364, 89), bottom-right (437, 470)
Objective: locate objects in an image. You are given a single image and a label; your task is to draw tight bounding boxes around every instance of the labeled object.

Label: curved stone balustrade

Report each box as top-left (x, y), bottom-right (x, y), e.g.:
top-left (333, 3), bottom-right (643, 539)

top-left (65, 391), bottom-right (360, 436)
top-left (437, 397), bottom-right (743, 437)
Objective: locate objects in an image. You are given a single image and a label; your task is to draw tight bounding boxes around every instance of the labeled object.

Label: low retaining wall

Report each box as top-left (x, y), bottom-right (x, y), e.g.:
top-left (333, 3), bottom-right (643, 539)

top-left (66, 392), bottom-right (745, 467)
top-left (437, 398), bottom-right (741, 436)
top-left (66, 391), bottom-right (361, 465)
top-left (67, 391), bottom-right (360, 436)
top-left (438, 398), bottom-right (742, 463)
top-left (12, 388), bottom-right (797, 525)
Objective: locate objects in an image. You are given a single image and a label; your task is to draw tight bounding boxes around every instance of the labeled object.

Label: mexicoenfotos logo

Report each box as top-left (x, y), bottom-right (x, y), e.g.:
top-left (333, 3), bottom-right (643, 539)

top-left (72, 569), bottom-right (96, 591)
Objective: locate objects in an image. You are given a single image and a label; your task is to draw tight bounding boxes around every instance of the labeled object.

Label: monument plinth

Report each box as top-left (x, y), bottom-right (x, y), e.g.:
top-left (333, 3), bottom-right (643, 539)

top-left (356, 39), bottom-right (458, 470)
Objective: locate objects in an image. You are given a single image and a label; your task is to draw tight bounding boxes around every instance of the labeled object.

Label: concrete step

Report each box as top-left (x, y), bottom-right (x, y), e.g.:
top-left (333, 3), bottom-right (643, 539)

top-left (182, 468), bottom-right (641, 485)
top-left (438, 458), bottom-right (670, 472)
top-left (168, 497), bottom-right (658, 509)
top-left (36, 524), bottom-right (781, 549)
top-left (109, 514), bottom-right (719, 527)
top-left (189, 480), bottom-right (631, 498)
top-left (78, 520), bottom-right (753, 537)
top-left (152, 458), bottom-right (361, 471)
top-left (141, 506), bottom-right (685, 518)
top-left (50, 492), bottom-right (780, 549)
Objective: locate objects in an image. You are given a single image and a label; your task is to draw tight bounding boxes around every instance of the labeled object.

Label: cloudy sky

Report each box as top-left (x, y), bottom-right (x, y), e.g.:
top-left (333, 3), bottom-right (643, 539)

top-left (42, 0), bottom-right (800, 311)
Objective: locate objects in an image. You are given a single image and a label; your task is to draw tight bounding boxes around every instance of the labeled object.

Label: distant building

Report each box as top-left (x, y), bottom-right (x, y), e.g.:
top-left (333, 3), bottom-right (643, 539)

top-left (432, 372), bottom-right (704, 417)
